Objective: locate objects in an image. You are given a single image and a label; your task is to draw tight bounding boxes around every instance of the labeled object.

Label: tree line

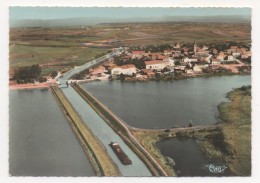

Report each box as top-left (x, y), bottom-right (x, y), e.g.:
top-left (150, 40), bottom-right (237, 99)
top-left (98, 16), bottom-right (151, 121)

top-left (14, 65), bottom-right (41, 84)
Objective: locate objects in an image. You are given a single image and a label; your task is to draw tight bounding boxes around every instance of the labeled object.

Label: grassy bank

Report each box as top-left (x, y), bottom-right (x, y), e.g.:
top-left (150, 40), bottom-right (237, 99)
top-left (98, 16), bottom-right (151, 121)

top-left (217, 86), bottom-right (251, 176)
top-left (132, 129), bottom-right (177, 176)
top-left (51, 86), bottom-right (121, 176)
top-left (72, 83), bottom-right (166, 176)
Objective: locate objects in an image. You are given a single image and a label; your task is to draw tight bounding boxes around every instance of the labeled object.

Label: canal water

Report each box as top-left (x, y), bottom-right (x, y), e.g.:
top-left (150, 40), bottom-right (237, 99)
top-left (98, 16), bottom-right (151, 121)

top-left (61, 86), bottom-right (152, 176)
top-left (9, 88), bottom-right (95, 176)
top-left (156, 138), bottom-right (231, 176)
top-left (81, 75), bottom-right (251, 129)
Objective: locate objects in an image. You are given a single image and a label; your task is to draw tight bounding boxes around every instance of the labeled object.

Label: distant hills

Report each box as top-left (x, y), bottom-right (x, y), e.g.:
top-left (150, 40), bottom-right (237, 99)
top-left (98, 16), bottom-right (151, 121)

top-left (10, 15), bottom-right (251, 28)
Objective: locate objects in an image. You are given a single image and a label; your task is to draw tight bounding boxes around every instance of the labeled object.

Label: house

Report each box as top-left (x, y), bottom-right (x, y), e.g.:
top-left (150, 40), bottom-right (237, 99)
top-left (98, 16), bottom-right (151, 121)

top-left (173, 66), bottom-right (182, 71)
top-left (91, 66), bottom-right (106, 77)
top-left (109, 64), bottom-right (137, 75)
top-left (164, 50), bottom-right (175, 55)
top-left (157, 55), bottom-right (169, 60)
top-left (241, 54), bottom-right (249, 59)
top-left (131, 51), bottom-right (145, 59)
top-left (202, 45), bottom-right (208, 50)
top-left (193, 65), bottom-right (203, 73)
top-left (197, 49), bottom-right (207, 56)
top-left (217, 52), bottom-right (227, 61)
top-left (145, 60), bottom-right (167, 70)
top-left (186, 69), bottom-right (194, 74)
top-left (132, 51), bottom-right (145, 55)
top-left (179, 66), bottom-right (186, 71)
top-left (141, 69), bottom-right (155, 77)
top-left (199, 57), bottom-right (207, 63)
top-left (213, 49), bottom-right (218, 54)
top-left (163, 57), bottom-right (175, 66)
top-left (237, 48), bottom-right (246, 54)
top-left (227, 55), bottom-right (235, 61)
top-left (148, 52), bottom-right (161, 60)
top-left (174, 43), bottom-right (181, 48)
top-left (212, 58), bottom-right (221, 65)
top-left (232, 52), bottom-right (241, 58)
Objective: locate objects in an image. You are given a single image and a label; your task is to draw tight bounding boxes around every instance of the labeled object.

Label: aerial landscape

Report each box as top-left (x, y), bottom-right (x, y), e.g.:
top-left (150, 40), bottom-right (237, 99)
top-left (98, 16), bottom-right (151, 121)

top-left (9, 7), bottom-right (251, 177)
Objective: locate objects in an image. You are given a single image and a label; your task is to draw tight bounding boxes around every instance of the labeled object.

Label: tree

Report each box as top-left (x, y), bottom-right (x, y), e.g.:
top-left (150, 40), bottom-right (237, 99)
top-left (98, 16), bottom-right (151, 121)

top-left (50, 71), bottom-right (58, 78)
top-left (39, 77), bottom-right (47, 83)
top-left (175, 61), bottom-right (181, 65)
top-left (119, 73), bottom-right (125, 81)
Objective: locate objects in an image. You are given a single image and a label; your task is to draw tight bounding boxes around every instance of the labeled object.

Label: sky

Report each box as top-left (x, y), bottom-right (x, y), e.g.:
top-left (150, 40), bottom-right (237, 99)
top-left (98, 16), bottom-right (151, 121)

top-left (10, 7), bottom-right (251, 20)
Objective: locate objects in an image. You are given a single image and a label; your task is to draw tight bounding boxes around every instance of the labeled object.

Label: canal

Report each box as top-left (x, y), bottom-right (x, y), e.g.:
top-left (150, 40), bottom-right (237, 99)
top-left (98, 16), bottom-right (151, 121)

top-left (81, 75), bottom-right (251, 129)
top-left (61, 86), bottom-right (152, 176)
top-left (9, 88), bottom-right (95, 176)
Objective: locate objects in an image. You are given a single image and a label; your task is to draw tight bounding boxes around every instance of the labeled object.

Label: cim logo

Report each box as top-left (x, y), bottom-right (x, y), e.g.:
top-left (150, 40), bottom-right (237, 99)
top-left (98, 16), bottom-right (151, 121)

top-left (203, 164), bottom-right (227, 174)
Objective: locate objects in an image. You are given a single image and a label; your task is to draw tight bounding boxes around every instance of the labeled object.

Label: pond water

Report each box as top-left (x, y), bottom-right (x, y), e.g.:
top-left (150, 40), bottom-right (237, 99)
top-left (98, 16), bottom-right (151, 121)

top-left (156, 138), bottom-right (231, 176)
top-left (9, 88), bottom-right (95, 176)
top-left (81, 75), bottom-right (251, 129)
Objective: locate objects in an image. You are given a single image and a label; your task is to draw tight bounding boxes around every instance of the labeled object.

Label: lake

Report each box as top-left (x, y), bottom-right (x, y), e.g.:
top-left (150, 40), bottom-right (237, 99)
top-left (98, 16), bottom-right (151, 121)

top-left (81, 75), bottom-right (251, 129)
top-left (9, 88), bottom-right (95, 176)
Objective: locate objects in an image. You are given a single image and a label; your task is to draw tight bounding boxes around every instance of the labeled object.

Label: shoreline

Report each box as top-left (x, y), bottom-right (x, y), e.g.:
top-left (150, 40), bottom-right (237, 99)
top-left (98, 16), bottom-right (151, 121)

top-left (110, 72), bottom-right (251, 82)
top-left (9, 83), bottom-right (52, 90)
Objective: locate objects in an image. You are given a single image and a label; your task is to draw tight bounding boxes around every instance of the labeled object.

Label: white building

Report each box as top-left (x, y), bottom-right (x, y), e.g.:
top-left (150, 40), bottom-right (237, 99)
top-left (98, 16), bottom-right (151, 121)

top-left (163, 57), bottom-right (175, 66)
top-left (186, 69), bottom-right (194, 74)
top-left (193, 65), bottom-right (208, 73)
top-left (109, 64), bottom-right (137, 75)
top-left (212, 58), bottom-right (221, 65)
top-left (228, 55), bottom-right (235, 61)
top-left (193, 65), bottom-right (203, 73)
top-left (183, 57), bottom-right (198, 63)
top-left (145, 61), bottom-right (167, 70)
top-left (232, 52), bottom-right (241, 58)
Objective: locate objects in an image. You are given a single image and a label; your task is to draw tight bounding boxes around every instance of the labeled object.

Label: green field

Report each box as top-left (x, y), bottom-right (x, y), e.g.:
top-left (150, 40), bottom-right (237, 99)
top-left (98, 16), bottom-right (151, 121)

top-left (10, 45), bottom-right (108, 68)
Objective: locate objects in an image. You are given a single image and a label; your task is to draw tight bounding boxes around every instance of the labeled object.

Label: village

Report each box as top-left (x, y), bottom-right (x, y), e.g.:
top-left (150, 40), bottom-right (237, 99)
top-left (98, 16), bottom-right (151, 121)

top-left (9, 41), bottom-right (252, 90)
top-left (77, 41), bottom-right (251, 82)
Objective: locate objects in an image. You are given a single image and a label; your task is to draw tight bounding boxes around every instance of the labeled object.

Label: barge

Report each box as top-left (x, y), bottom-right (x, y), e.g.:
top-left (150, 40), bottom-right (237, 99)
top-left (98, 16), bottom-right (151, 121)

top-left (110, 142), bottom-right (132, 165)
